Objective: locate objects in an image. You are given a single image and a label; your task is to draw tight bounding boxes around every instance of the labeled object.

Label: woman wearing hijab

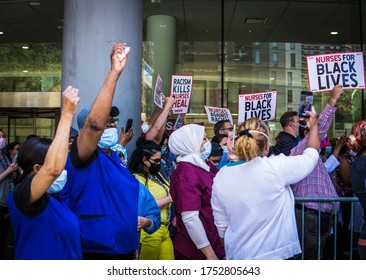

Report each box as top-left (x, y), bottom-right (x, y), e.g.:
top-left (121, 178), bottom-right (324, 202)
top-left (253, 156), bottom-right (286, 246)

top-left (211, 110), bottom-right (320, 260)
top-left (168, 124), bottom-right (225, 260)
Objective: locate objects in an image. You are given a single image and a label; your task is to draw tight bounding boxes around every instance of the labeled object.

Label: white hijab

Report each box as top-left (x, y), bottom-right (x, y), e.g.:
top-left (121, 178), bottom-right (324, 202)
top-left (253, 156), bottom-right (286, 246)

top-left (168, 124), bottom-right (210, 172)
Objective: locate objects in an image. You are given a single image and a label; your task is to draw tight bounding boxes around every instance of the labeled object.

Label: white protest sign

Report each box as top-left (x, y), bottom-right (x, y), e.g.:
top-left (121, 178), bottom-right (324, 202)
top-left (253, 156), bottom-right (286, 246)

top-left (204, 106), bottom-right (233, 124)
top-left (153, 74), bottom-right (164, 109)
top-left (170, 74), bottom-right (193, 114)
top-left (238, 91), bottom-right (277, 124)
top-left (307, 52), bottom-right (365, 92)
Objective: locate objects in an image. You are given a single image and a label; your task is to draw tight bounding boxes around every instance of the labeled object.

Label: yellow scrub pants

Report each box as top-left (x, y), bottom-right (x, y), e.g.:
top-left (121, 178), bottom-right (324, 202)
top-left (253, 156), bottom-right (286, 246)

top-left (139, 224), bottom-right (174, 260)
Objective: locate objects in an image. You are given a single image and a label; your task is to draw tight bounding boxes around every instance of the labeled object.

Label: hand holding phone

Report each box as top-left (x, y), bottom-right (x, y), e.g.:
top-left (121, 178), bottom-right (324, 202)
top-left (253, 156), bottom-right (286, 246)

top-left (298, 90), bottom-right (314, 118)
top-left (125, 119), bottom-right (133, 132)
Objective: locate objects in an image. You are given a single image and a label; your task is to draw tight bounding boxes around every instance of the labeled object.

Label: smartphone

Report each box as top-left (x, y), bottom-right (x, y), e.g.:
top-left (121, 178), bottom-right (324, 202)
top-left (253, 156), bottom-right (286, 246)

top-left (298, 90), bottom-right (314, 118)
top-left (125, 119), bottom-right (133, 132)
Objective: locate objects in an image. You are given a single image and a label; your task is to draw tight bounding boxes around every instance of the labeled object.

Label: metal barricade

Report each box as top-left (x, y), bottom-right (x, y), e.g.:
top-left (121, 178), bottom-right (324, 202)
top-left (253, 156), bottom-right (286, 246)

top-left (295, 197), bottom-right (361, 260)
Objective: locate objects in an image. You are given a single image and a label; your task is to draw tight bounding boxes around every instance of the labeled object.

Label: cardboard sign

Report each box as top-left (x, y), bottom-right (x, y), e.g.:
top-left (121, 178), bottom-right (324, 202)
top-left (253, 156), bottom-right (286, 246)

top-left (170, 74), bottom-right (193, 114)
top-left (153, 74), bottom-right (164, 109)
top-left (204, 106), bottom-right (233, 124)
top-left (307, 52), bottom-right (365, 92)
top-left (238, 91), bottom-right (277, 124)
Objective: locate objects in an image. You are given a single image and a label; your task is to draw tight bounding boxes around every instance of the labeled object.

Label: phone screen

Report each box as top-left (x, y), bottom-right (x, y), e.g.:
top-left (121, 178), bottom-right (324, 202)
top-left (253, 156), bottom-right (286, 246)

top-left (298, 90), bottom-right (313, 118)
top-left (125, 119), bottom-right (133, 132)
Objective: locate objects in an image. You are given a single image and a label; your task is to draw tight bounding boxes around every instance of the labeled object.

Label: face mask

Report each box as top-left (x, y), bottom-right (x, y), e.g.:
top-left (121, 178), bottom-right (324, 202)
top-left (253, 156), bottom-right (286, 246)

top-left (349, 150), bottom-right (357, 157)
top-left (325, 146), bottom-right (333, 155)
top-left (141, 122), bottom-right (150, 134)
top-left (200, 141), bottom-right (212, 160)
top-left (148, 163), bottom-right (161, 175)
top-left (161, 147), bottom-right (167, 155)
top-left (0, 138), bottom-right (6, 149)
top-left (222, 146), bottom-right (229, 154)
top-left (48, 170), bottom-right (67, 194)
top-left (98, 128), bottom-right (118, 149)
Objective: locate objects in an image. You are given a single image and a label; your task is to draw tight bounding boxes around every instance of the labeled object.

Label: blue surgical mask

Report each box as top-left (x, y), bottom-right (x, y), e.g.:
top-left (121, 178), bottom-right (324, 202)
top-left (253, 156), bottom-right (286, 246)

top-left (161, 147), bottom-right (167, 155)
top-left (222, 146), bottom-right (229, 154)
top-left (349, 150), bottom-right (357, 157)
top-left (48, 170), bottom-right (67, 194)
top-left (98, 128), bottom-right (118, 149)
top-left (200, 141), bottom-right (212, 160)
top-left (325, 146), bottom-right (333, 155)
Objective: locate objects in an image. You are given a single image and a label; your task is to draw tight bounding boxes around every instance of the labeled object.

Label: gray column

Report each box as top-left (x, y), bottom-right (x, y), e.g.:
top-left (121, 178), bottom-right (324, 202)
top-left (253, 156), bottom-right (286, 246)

top-left (61, 0), bottom-right (142, 153)
top-left (146, 15), bottom-right (176, 116)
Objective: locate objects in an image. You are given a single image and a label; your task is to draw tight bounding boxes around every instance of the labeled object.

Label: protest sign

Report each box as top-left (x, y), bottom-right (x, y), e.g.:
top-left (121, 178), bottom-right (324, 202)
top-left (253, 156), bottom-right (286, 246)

top-left (204, 106), bottom-right (233, 124)
top-left (153, 74), bottom-right (164, 109)
top-left (307, 52), bottom-right (365, 92)
top-left (165, 115), bottom-right (185, 136)
top-left (238, 91), bottom-right (277, 124)
top-left (173, 114), bottom-right (185, 130)
top-left (170, 74), bottom-right (193, 114)
top-left (142, 60), bottom-right (154, 88)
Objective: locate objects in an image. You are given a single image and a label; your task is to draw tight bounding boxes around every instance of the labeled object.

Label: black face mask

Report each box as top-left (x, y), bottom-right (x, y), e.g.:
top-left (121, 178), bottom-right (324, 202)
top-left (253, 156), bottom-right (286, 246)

top-left (148, 163), bottom-right (161, 175)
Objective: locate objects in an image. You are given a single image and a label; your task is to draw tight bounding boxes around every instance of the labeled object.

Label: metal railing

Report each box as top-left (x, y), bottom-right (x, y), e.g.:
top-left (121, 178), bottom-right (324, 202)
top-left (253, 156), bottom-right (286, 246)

top-left (295, 197), bottom-right (361, 260)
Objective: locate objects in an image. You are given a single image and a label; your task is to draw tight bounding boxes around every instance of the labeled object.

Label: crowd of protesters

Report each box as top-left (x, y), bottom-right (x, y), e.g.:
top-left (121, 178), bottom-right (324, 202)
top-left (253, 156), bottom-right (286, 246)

top-left (1, 43), bottom-right (365, 260)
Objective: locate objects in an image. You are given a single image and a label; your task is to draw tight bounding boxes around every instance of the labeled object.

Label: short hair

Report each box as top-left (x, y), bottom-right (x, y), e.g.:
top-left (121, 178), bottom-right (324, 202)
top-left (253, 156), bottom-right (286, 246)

top-left (214, 120), bottom-right (231, 135)
top-left (279, 111), bottom-right (298, 128)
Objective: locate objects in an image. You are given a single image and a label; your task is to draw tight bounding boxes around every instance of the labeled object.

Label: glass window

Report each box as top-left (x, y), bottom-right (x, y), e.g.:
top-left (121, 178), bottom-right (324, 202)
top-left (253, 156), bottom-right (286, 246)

top-left (255, 50), bottom-right (261, 64)
top-left (287, 72), bottom-right (293, 86)
top-left (290, 53), bottom-right (296, 67)
top-left (273, 52), bottom-right (278, 66)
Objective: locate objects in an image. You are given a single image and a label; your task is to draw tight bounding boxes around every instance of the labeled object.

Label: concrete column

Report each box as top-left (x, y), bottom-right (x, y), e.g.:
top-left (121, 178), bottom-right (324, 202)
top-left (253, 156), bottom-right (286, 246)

top-left (146, 15), bottom-right (176, 116)
top-left (61, 0), bottom-right (142, 153)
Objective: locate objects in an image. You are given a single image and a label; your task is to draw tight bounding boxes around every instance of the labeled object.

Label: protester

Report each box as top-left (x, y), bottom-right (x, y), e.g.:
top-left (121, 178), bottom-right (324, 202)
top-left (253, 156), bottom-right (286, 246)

top-left (211, 108), bottom-right (320, 260)
top-left (159, 133), bottom-right (175, 182)
top-left (208, 142), bottom-right (223, 168)
top-left (0, 129), bottom-right (18, 259)
top-left (169, 124), bottom-right (225, 260)
top-left (350, 145), bottom-right (366, 259)
top-left (213, 120), bottom-right (233, 136)
top-left (290, 84), bottom-right (344, 259)
top-left (269, 111), bottom-right (299, 156)
top-left (128, 138), bottom-right (174, 260)
top-left (7, 86), bottom-right (81, 259)
top-left (59, 43), bottom-right (140, 260)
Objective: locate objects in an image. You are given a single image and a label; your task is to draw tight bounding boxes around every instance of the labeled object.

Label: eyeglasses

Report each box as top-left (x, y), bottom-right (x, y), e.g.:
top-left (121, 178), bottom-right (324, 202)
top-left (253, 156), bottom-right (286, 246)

top-left (221, 127), bottom-right (234, 131)
top-left (149, 158), bottom-right (161, 165)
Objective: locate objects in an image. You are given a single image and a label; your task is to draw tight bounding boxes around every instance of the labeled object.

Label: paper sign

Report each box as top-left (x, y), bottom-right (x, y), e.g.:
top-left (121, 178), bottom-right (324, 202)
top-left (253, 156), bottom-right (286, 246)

top-left (238, 91), bottom-right (277, 124)
top-left (173, 114), bottom-right (185, 130)
top-left (165, 115), bottom-right (185, 136)
top-left (142, 60), bottom-right (154, 88)
top-left (170, 74), bottom-right (193, 114)
top-left (153, 74), bottom-right (164, 109)
top-left (307, 52), bottom-right (365, 92)
top-left (204, 106), bottom-right (233, 124)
